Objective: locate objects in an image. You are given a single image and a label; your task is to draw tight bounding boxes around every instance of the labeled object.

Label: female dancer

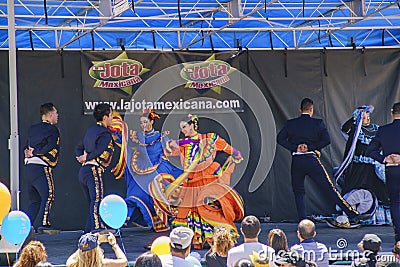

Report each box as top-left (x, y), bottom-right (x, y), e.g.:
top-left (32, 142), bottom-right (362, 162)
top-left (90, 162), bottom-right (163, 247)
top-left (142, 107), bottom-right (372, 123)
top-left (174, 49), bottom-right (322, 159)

top-left (124, 110), bottom-right (182, 232)
top-left (150, 114), bottom-right (244, 249)
top-left (335, 105), bottom-right (389, 224)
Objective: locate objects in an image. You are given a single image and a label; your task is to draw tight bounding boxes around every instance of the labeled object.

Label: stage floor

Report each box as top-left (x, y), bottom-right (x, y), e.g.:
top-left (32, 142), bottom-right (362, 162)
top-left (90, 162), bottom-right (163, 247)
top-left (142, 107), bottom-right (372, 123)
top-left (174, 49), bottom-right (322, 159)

top-left (35, 222), bottom-right (395, 266)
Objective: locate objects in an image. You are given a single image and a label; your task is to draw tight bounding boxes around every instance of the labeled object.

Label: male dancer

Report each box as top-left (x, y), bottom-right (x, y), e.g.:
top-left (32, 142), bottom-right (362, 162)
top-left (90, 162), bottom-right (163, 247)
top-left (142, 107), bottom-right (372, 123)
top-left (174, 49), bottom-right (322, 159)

top-left (24, 103), bottom-right (60, 234)
top-left (366, 102), bottom-right (400, 250)
top-left (76, 103), bottom-right (114, 233)
top-left (277, 98), bottom-right (370, 226)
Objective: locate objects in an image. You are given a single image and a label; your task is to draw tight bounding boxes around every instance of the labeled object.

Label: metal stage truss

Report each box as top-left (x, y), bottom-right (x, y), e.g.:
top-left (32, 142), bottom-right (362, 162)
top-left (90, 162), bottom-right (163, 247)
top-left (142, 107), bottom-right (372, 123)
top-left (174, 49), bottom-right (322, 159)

top-left (0, 1), bottom-right (400, 50)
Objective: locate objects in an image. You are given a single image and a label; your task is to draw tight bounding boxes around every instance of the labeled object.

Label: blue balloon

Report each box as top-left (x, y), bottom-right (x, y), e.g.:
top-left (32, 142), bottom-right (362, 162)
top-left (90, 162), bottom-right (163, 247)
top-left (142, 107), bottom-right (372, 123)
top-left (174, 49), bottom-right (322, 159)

top-left (99, 194), bottom-right (127, 229)
top-left (2, 211), bottom-right (31, 244)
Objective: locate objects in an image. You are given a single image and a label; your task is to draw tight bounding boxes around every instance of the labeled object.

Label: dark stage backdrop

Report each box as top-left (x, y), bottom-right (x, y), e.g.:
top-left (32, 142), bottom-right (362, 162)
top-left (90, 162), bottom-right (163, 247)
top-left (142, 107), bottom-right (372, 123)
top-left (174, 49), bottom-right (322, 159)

top-left (0, 49), bottom-right (399, 230)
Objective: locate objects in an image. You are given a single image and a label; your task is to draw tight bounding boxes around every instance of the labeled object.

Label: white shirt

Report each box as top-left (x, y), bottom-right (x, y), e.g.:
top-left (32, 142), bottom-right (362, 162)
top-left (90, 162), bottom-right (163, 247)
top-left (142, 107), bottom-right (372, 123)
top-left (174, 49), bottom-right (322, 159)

top-left (159, 254), bottom-right (200, 267)
top-left (227, 242), bottom-right (276, 267)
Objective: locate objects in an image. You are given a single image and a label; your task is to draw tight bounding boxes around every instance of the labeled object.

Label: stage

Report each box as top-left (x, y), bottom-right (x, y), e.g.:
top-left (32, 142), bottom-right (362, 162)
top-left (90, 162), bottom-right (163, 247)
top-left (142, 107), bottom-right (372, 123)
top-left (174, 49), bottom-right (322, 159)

top-left (30, 222), bottom-right (395, 266)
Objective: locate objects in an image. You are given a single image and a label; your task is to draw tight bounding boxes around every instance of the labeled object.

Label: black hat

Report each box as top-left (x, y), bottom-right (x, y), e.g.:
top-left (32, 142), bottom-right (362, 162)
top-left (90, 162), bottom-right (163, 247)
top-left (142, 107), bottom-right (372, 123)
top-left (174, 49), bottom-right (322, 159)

top-left (358, 234), bottom-right (381, 253)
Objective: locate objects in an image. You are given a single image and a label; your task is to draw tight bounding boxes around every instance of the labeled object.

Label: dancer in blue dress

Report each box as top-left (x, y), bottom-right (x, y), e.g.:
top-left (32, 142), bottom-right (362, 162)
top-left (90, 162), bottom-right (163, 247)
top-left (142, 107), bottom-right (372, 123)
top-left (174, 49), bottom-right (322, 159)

top-left (124, 110), bottom-right (182, 232)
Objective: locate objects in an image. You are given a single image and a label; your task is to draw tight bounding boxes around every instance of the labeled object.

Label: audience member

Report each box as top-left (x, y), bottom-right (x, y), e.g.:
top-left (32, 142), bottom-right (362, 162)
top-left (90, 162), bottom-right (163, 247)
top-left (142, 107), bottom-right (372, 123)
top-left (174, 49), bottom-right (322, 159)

top-left (158, 226), bottom-right (200, 267)
top-left (13, 241), bottom-right (48, 267)
top-left (234, 259), bottom-right (255, 267)
top-left (290, 219), bottom-right (329, 267)
top-left (268, 229), bottom-right (290, 254)
top-left (392, 242), bottom-right (400, 262)
top-left (227, 215), bottom-right (275, 267)
top-left (66, 232), bottom-right (127, 267)
top-left (352, 234), bottom-right (378, 267)
top-left (275, 251), bottom-right (316, 267)
top-left (205, 226), bottom-right (235, 267)
top-left (134, 251), bottom-right (162, 267)
top-left (383, 263), bottom-right (400, 267)
top-left (35, 262), bottom-right (53, 267)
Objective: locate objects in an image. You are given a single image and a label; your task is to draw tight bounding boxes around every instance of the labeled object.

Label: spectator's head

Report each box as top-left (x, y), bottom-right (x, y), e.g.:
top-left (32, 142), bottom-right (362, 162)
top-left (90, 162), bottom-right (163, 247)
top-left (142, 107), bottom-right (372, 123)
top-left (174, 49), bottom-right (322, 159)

top-left (40, 103), bottom-right (58, 124)
top-left (234, 259), bottom-right (255, 267)
top-left (275, 251), bottom-right (308, 267)
top-left (300, 98), bottom-right (314, 115)
top-left (241, 216), bottom-right (261, 240)
top-left (267, 229), bottom-right (289, 253)
top-left (134, 251), bottom-right (162, 267)
top-left (297, 219), bottom-right (316, 241)
top-left (211, 226), bottom-right (234, 256)
top-left (391, 102), bottom-right (400, 118)
top-left (73, 233), bottom-right (103, 266)
top-left (392, 241), bottom-right (400, 261)
top-left (93, 103), bottom-right (112, 125)
top-left (384, 263), bottom-right (400, 267)
top-left (78, 233), bottom-right (99, 252)
top-left (169, 227), bottom-right (194, 258)
top-left (17, 241), bottom-right (48, 267)
top-left (358, 234), bottom-right (381, 254)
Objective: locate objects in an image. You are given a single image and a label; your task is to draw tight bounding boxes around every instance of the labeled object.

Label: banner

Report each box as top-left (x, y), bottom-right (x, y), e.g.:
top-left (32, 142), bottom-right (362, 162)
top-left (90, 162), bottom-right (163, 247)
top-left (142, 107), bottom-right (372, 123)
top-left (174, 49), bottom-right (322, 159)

top-left (81, 51), bottom-right (244, 115)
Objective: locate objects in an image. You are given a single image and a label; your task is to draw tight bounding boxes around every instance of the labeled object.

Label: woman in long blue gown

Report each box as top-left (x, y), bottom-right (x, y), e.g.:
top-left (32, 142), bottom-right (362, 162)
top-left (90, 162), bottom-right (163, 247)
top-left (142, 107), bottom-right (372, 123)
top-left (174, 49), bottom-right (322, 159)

top-left (124, 110), bottom-right (182, 232)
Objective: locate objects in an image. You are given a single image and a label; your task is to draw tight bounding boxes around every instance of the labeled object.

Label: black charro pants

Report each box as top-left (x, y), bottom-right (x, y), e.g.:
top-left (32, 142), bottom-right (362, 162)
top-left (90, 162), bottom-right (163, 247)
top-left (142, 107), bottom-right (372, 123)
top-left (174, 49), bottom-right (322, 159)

top-left (25, 164), bottom-right (55, 227)
top-left (291, 154), bottom-right (359, 220)
top-left (386, 166), bottom-right (400, 242)
top-left (79, 164), bottom-right (104, 233)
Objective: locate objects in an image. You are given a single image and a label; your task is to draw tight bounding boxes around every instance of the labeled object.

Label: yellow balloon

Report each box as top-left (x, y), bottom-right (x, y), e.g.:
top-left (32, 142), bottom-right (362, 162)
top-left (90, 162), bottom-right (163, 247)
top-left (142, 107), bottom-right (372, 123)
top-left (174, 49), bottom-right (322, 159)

top-left (151, 236), bottom-right (171, 256)
top-left (0, 182), bottom-right (11, 225)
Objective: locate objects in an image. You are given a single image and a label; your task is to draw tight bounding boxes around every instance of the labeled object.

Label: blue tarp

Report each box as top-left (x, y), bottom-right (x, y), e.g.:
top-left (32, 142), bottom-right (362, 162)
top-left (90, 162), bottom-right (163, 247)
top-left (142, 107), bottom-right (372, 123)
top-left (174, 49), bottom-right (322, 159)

top-left (0, 0), bottom-right (399, 49)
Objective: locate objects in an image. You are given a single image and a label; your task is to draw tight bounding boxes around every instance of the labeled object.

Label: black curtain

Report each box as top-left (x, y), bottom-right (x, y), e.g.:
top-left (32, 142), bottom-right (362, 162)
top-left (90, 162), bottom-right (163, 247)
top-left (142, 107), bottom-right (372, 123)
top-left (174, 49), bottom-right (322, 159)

top-left (0, 49), bottom-right (398, 229)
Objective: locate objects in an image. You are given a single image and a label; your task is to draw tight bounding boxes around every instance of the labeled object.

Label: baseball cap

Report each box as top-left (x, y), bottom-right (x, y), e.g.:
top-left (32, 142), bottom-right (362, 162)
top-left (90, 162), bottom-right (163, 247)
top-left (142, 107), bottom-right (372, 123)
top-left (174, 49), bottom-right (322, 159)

top-left (169, 227), bottom-right (194, 249)
top-left (78, 233), bottom-right (99, 252)
top-left (358, 234), bottom-right (381, 252)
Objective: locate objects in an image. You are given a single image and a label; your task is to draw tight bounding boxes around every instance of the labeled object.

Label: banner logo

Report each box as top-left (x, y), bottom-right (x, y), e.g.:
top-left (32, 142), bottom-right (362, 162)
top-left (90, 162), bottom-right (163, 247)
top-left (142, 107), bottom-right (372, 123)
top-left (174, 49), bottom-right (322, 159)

top-left (180, 55), bottom-right (234, 94)
top-left (89, 52), bottom-right (150, 95)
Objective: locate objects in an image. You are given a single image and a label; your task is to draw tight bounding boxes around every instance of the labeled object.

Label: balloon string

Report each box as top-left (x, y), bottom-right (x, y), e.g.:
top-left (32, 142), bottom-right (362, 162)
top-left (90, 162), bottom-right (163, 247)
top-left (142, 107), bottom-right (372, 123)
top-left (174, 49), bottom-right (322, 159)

top-left (6, 251), bottom-right (10, 266)
top-left (116, 229), bottom-right (127, 259)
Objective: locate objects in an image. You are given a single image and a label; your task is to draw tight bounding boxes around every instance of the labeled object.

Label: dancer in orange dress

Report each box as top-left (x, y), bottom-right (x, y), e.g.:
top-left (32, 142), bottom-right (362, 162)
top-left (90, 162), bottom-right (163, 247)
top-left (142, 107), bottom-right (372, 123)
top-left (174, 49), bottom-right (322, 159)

top-left (150, 114), bottom-right (244, 249)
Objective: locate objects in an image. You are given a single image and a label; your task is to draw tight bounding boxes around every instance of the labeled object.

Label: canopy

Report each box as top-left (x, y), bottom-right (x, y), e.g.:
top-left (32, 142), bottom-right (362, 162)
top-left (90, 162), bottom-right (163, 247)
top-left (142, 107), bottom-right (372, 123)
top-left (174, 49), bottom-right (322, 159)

top-left (0, 0), bottom-right (400, 50)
